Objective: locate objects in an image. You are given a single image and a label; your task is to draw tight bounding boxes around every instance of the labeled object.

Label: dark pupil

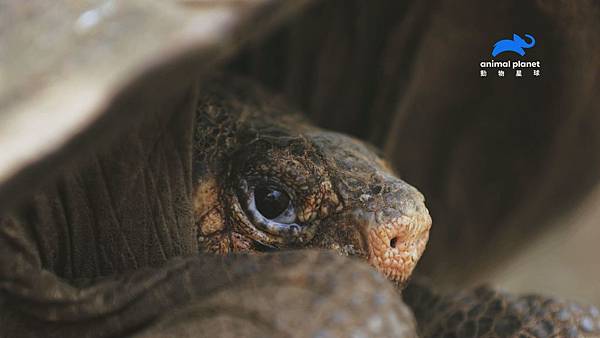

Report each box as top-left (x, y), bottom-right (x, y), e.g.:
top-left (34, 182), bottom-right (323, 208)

top-left (254, 186), bottom-right (290, 219)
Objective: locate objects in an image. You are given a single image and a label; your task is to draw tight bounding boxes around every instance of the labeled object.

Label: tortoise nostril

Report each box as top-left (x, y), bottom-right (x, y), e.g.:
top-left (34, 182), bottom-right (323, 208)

top-left (390, 237), bottom-right (398, 249)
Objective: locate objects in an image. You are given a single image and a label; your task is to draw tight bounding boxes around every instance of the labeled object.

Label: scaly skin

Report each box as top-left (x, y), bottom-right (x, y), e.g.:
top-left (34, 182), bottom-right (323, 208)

top-left (193, 76), bottom-right (600, 338)
top-left (193, 75), bottom-right (431, 285)
top-left (404, 280), bottom-right (600, 338)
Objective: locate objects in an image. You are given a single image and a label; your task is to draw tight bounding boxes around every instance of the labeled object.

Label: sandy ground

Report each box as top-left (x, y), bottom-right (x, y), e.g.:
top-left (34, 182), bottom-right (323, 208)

top-left (490, 186), bottom-right (600, 306)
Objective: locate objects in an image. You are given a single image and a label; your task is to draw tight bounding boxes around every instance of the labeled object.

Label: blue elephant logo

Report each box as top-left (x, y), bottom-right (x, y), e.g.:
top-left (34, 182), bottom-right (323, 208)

top-left (491, 34), bottom-right (536, 57)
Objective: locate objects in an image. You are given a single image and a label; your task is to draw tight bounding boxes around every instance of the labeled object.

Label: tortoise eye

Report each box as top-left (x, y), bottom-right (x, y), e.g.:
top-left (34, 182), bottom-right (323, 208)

top-left (254, 186), bottom-right (291, 220)
top-left (238, 179), bottom-right (315, 244)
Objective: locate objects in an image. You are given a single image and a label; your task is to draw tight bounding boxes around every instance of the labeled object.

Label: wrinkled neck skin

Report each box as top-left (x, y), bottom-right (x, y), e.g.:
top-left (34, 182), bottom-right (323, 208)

top-left (193, 76), bottom-right (432, 286)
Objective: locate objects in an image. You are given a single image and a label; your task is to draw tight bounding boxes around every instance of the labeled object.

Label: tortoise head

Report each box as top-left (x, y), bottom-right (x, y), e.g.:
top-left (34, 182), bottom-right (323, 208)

top-left (193, 77), bottom-right (431, 285)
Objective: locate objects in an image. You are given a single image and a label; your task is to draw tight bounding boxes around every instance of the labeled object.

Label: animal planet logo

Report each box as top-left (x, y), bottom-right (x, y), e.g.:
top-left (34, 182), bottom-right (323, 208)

top-left (480, 33), bottom-right (541, 78)
top-left (492, 34), bottom-right (536, 57)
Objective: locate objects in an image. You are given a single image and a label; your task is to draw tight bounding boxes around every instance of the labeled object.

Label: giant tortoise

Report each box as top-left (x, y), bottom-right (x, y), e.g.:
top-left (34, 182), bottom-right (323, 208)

top-left (1, 1), bottom-right (599, 337)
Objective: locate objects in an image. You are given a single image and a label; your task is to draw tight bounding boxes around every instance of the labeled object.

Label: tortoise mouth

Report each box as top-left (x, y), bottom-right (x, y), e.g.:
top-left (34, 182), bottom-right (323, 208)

top-left (343, 205), bottom-right (431, 285)
top-left (366, 221), bottom-right (431, 285)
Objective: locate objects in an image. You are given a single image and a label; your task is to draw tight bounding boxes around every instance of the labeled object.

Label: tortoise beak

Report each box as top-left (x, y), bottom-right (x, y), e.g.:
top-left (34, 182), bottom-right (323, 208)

top-left (351, 187), bottom-right (432, 285)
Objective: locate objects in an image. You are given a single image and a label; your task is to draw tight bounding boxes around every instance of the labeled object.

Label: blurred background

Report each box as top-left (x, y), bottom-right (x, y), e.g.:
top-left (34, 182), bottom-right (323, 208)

top-left (491, 186), bottom-right (600, 306)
